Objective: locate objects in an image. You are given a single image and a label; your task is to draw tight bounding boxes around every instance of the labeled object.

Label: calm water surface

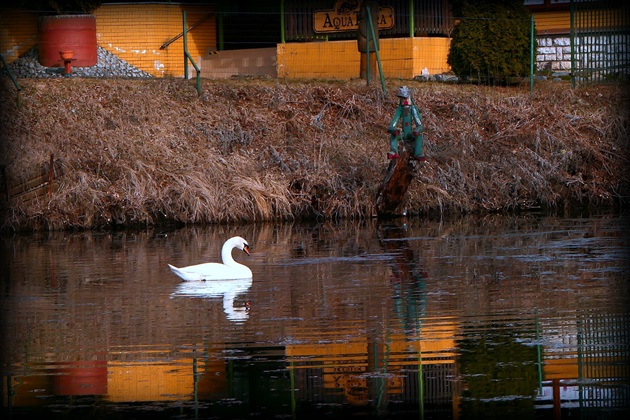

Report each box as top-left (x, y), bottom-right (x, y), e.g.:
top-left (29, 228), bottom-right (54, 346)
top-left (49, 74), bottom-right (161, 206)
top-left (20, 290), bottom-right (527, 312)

top-left (1, 214), bottom-right (629, 419)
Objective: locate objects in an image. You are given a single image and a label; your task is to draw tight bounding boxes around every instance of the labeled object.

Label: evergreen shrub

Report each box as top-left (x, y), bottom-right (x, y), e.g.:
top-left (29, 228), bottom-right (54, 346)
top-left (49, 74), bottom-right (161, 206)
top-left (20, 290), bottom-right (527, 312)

top-left (447, 0), bottom-right (535, 84)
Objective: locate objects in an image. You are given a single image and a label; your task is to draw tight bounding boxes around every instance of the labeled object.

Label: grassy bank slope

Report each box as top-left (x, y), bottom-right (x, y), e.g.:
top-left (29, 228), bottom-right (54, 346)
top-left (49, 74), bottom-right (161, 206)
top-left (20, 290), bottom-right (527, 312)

top-left (1, 78), bottom-right (628, 231)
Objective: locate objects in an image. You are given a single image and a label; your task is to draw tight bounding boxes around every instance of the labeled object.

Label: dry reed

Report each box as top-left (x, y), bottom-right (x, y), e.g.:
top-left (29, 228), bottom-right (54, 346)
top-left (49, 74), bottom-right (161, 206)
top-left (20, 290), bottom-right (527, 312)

top-left (0, 77), bottom-right (628, 231)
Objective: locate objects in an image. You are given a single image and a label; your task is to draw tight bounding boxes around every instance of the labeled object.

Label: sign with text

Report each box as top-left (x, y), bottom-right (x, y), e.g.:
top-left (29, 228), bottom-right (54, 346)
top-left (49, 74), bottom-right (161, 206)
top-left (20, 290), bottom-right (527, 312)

top-left (313, 0), bottom-right (394, 33)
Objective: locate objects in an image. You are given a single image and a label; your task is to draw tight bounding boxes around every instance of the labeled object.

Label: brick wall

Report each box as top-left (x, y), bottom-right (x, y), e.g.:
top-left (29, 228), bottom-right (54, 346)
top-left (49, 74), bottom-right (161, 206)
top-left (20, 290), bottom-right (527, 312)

top-left (277, 37), bottom-right (452, 80)
top-left (0, 9), bottom-right (39, 62)
top-left (94, 4), bottom-right (216, 78)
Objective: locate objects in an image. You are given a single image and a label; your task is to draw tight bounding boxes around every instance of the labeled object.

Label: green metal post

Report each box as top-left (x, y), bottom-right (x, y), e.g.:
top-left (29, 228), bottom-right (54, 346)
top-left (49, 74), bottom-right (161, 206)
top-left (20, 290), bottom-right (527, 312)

top-left (218, 5), bottom-right (224, 50)
top-left (535, 310), bottom-right (543, 392)
top-left (184, 10), bottom-right (188, 80)
top-left (366, 6), bottom-right (387, 94)
top-left (577, 318), bottom-right (584, 410)
top-left (409, 0), bottom-right (414, 38)
top-left (280, 0), bottom-right (285, 44)
top-left (192, 357), bottom-right (199, 418)
top-left (366, 20), bottom-right (371, 84)
top-left (418, 346), bottom-right (424, 420)
top-left (183, 10), bottom-right (201, 95)
top-left (0, 52), bottom-right (22, 108)
top-left (290, 361), bottom-right (296, 417)
top-left (570, 0), bottom-right (576, 88)
top-left (0, 53), bottom-right (21, 92)
top-left (530, 15), bottom-right (535, 93)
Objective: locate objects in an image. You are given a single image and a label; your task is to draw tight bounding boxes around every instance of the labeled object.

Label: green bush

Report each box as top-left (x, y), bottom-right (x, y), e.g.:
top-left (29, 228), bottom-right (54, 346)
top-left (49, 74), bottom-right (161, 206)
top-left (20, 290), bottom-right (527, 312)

top-left (447, 0), bottom-right (534, 84)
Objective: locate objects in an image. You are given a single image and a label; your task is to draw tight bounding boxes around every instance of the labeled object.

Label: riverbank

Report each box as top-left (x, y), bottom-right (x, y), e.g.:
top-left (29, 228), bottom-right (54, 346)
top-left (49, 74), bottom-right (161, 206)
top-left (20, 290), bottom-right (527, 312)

top-left (1, 77), bottom-right (628, 231)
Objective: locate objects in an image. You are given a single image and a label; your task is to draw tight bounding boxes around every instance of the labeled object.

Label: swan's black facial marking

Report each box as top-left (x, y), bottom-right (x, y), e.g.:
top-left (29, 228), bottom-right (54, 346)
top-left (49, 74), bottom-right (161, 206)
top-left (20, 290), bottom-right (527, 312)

top-left (243, 243), bottom-right (251, 256)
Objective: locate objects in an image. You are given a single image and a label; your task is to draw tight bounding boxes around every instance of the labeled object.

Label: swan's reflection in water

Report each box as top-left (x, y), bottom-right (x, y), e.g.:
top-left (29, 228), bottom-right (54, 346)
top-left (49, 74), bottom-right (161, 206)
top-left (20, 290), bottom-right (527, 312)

top-left (170, 278), bottom-right (252, 322)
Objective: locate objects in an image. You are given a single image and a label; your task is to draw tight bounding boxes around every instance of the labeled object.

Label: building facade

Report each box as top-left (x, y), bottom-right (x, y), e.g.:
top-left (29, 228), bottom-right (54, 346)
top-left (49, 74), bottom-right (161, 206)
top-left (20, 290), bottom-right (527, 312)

top-left (1, 1), bottom-right (627, 80)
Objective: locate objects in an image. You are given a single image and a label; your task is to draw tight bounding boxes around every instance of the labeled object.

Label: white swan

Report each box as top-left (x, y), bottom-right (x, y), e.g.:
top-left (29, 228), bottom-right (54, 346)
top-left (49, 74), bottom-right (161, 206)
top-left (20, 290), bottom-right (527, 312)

top-left (168, 236), bottom-right (252, 281)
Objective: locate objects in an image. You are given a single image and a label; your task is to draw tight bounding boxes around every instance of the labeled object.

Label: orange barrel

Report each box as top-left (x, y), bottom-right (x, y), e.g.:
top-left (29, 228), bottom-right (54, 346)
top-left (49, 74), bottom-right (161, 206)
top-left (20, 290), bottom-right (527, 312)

top-left (38, 15), bottom-right (97, 67)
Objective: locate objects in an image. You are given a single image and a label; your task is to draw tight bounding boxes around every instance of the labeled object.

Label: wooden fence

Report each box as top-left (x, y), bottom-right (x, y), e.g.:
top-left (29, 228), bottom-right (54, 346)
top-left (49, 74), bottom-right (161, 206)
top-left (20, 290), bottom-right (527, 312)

top-left (1, 154), bottom-right (64, 206)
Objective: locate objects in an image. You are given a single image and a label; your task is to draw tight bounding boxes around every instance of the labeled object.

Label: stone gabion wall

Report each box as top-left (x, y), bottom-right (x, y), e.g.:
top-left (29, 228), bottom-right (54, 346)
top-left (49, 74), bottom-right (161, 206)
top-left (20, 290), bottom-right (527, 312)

top-left (536, 36), bottom-right (572, 71)
top-left (1, 46), bottom-right (152, 79)
top-left (536, 33), bottom-right (630, 81)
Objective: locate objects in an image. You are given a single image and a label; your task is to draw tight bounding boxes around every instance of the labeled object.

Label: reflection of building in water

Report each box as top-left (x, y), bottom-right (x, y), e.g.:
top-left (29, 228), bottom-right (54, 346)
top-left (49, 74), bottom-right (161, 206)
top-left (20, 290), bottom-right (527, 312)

top-left (4, 314), bottom-right (627, 416)
top-left (4, 360), bottom-right (108, 407)
top-left (105, 348), bottom-right (231, 403)
top-left (536, 312), bottom-right (630, 415)
top-left (286, 321), bottom-right (459, 413)
top-left (107, 359), bottom-right (197, 402)
top-left (3, 350), bottom-right (227, 406)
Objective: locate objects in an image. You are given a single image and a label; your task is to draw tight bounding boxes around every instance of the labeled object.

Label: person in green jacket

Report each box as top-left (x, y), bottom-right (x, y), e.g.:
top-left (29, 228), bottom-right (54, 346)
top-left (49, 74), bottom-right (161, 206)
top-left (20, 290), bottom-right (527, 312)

top-left (387, 86), bottom-right (425, 161)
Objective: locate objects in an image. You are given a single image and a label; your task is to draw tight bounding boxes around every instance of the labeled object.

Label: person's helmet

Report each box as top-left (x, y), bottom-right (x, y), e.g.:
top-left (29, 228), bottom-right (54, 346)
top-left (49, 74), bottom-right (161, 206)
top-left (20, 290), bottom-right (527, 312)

top-left (397, 86), bottom-right (411, 98)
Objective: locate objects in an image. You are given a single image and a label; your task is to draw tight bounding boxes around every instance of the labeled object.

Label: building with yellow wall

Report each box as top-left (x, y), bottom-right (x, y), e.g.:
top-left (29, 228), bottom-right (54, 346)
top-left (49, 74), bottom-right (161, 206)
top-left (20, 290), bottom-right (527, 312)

top-left (0, 3), bottom-right (216, 78)
top-left (1, 1), bottom-right (626, 80)
top-left (94, 3), bottom-right (216, 78)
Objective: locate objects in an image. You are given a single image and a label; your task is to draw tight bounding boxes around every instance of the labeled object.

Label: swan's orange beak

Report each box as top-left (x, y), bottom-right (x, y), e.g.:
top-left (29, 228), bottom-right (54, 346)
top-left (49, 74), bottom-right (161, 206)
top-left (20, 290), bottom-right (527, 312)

top-left (243, 244), bottom-right (251, 256)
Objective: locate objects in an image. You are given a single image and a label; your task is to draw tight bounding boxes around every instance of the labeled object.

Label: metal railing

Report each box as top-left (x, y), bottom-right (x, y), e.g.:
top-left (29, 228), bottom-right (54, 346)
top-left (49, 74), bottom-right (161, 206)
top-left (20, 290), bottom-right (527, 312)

top-left (570, 0), bottom-right (630, 85)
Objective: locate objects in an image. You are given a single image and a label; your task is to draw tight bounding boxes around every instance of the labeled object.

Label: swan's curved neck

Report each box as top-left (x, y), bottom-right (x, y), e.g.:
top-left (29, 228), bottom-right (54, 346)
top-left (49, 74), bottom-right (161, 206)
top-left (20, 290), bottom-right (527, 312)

top-left (222, 241), bottom-right (240, 267)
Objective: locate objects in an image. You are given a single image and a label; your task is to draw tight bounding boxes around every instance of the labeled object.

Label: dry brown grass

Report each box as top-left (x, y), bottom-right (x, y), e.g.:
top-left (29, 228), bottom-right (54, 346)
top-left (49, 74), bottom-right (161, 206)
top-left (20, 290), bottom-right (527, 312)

top-left (0, 77), bottom-right (628, 231)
